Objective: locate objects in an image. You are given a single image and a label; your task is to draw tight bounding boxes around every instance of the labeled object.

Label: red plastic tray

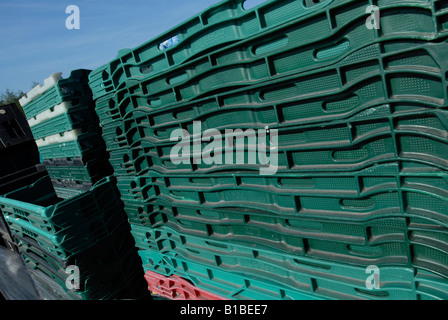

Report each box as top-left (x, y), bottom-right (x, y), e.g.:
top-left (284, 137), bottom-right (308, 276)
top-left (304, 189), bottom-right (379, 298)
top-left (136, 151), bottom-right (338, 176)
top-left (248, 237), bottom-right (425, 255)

top-left (144, 270), bottom-right (225, 300)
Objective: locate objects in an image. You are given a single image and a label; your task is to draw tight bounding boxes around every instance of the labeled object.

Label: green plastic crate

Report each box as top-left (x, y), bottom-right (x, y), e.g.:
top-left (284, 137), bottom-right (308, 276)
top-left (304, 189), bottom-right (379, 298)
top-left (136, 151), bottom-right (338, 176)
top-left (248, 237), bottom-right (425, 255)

top-left (102, 105), bottom-right (448, 177)
top-left (23, 255), bottom-right (148, 300)
top-left (37, 129), bottom-right (105, 161)
top-left (97, 40), bottom-right (448, 134)
top-left (103, 86), bottom-right (448, 153)
top-left (133, 223), bottom-right (448, 281)
top-left (97, 0), bottom-right (448, 128)
top-left (50, 181), bottom-right (92, 200)
top-left (116, 162), bottom-right (448, 227)
top-left (44, 159), bottom-right (113, 186)
top-left (15, 221), bottom-right (135, 271)
top-left (415, 269), bottom-right (448, 299)
top-left (21, 69), bottom-right (93, 120)
top-left (124, 202), bottom-right (448, 280)
top-left (108, 147), bottom-right (139, 176)
top-left (132, 226), bottom-right (448, 298)
top-left (89, 0), bottom-right (335, 101)
top-left (139, 249), bottom-right (323, 300)
top-left (98, 38), bottom-right (447, 137)
top-left (138, 247), bottom-right (447, 300)
top-left (125, 200), bottom-right (448, 260)
top-left (29, 102), bottom-right (98, 140)
top-left (94, 3), bottom-right (448, 127)
top-left (44, 156), bottom-right (114, 200)
top-left (107, 108), bottom-right (448, 177)
top-left (0, 175), bottom-right (122, 234)
top-left (0, 175), bottom-right (128, 259)
top-left (102, 42), bottom-right (448, 173)
top-left (15, 224), bottom-right (149, 300)
top-left (4, 209), bottom-right (127, 261)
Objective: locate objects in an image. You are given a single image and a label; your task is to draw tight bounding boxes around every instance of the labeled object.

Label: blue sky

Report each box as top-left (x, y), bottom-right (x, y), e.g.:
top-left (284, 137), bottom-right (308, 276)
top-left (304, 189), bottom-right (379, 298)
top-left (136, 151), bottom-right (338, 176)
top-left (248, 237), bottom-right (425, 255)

top-left (0, 0), bottom-right (220, 94)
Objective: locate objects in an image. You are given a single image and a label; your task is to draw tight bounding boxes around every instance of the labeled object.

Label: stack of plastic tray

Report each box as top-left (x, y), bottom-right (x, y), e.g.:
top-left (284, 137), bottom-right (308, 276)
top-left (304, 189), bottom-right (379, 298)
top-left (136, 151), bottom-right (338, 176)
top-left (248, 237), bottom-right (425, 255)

top-left (19, 70), bottom-right (113, 199)
top-left (144, 269), bottom-right (226, 300)
top-left (0, 174), bottom-right (151, 300)
top-left (0, 103), bottom-right (47, 251)
top-left (89, 0), bottom-right (448, 300)
top-left (134, 225), bottom-right (448, 300)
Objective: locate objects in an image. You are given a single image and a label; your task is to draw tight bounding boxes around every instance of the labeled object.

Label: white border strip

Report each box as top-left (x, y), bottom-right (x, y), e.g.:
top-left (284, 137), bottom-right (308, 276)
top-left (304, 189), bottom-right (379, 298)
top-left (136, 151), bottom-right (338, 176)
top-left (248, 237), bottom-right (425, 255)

top-left (19, 73), bottom-right (64, 107)
top-left (36, 129), bottom-right (82, 148)
top-left (27, 101), bottom-right (72, 127)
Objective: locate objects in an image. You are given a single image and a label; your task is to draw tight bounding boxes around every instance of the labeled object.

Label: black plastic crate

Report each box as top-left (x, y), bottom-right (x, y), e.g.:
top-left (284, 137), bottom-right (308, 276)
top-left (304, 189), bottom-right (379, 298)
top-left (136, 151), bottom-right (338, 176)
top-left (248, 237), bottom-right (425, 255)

top-left (50, 179), bottom-right (93, 199)
top-left (44, 155), bottom-right (114, 199)
top-left (0, 103), bottom-right (34, 149)
top-left (0, 164), bottom-right (47, 196)
top-left (0, 140), bottom-right (41, 178)
top-left (43, 157), bottom-right (113, 186)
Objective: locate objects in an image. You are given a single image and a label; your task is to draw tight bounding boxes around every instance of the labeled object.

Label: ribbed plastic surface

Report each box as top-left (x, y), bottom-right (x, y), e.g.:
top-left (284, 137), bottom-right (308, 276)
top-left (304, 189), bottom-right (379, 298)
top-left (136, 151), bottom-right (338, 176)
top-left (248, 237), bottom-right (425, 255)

top-left (20, 70), bottom-right (93, 120)
top-left (28, 102), bottom-right (98, 141)
top-left (15, 224), bottom-right (149, 300)
top-left (144, 269), bottom-right (226, 300)
top-left (0, 176), bottom-right (126, 259)
top-left (138, 247), bottom-right (448, 300)
top-left (94, 0), bottom-right (448, 126)
top-left (89, 0), bottom-right (335, 100)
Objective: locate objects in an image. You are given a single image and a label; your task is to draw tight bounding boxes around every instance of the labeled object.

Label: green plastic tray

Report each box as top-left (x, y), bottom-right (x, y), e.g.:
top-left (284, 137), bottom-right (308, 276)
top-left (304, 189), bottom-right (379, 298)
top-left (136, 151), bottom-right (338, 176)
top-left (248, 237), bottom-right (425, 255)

top-left (115, 160), bottom-right (448, 227)
top-left (50, 181), bottom-right (92, 200)
top-left (37, 129), bottom-right (105, 161)
top-left (139, 249), bottom-right (323, 300)
top-left (23, 254), bottom-right (148, 300)
top-left (0, 175), bottom-right (122, 233)
top-left (132, 223), bottom-right (448, 280)
top-left (45, 159), bottom-right (113, 185)
top-left (103, 104), bottom-right (448, 178)
top-left (107, 107), bottom-right (448, 176)
top-left (138, 247), bottom-right (448, 300)
top-left (108, 147), bottom-right (139, 176)
top-left (102, 40), bottom-right (448, 174)
top-left (125, 202), bottom-right (448, 281)
top-left (15, 224), bottom-right (148, 300)
top-left (125, 199), bottom-right (448, 255)
top-left (103, 87), bottom-right (448, 154)
top-left (21, 69), bottom-right (93, 120)
top-left (94, 3), bottom-right (448, 127)
top-left (0, 175), bottom-right (128, 259)
top-left (29, 102), bottom-right (98, 140)
top-left (5, 211), bottom-right (126, 260)
top-left (89, 0), bottom-right (335, 100)
top-left (96, 0), bottom-right (448, 127)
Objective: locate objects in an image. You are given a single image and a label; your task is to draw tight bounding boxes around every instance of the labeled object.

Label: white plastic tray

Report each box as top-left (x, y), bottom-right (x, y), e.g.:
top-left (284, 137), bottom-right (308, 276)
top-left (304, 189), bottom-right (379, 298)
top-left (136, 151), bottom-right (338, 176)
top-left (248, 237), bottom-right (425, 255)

top-left (35, 129), bottom-right (82, 147)
top-left (27, 101), bottom-right (72, 127)
top-left (19, 73), bottom-right (63, 107)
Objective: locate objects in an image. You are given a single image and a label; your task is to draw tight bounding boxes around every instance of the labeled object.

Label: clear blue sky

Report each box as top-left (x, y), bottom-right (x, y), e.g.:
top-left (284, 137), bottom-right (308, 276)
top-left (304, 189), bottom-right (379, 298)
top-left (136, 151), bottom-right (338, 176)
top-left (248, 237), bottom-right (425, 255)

top-left (0, 0), bottom-right (220, 94)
